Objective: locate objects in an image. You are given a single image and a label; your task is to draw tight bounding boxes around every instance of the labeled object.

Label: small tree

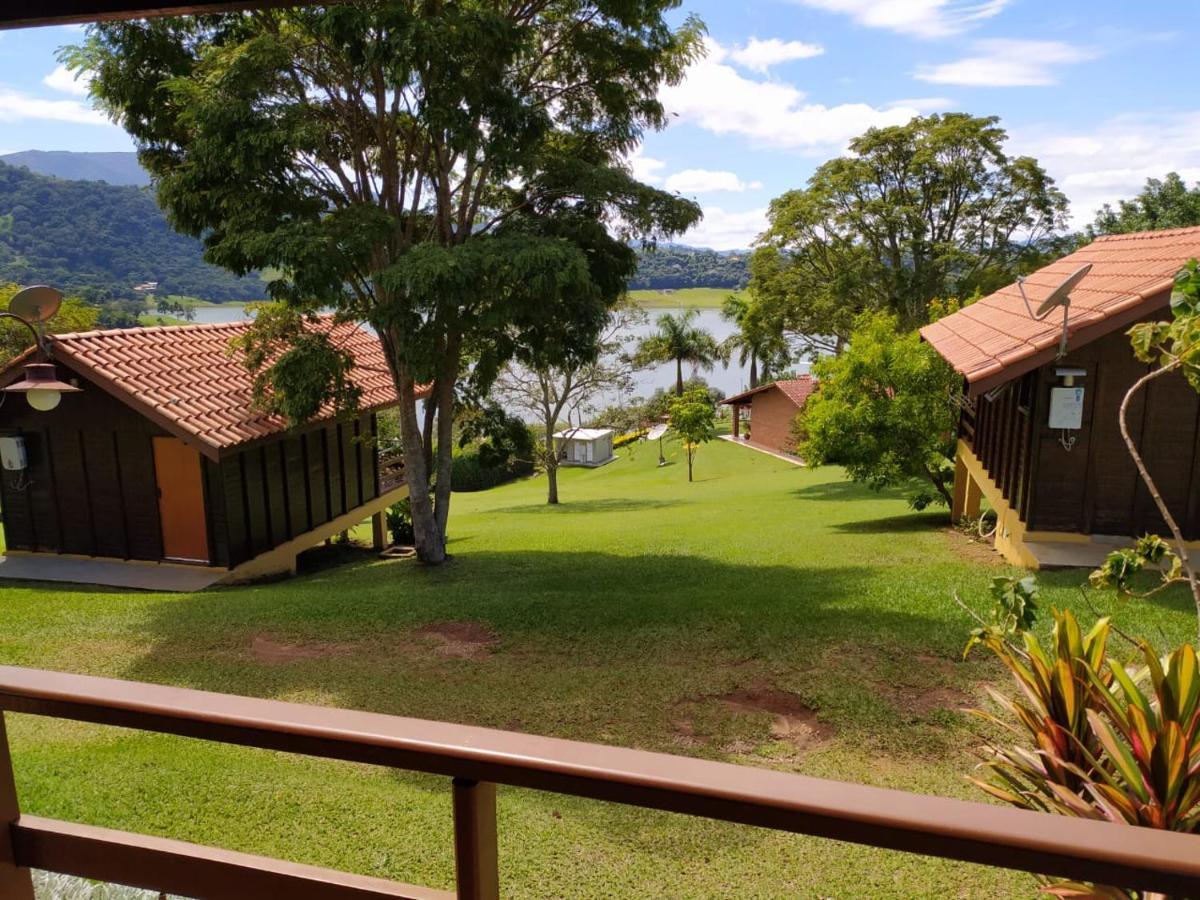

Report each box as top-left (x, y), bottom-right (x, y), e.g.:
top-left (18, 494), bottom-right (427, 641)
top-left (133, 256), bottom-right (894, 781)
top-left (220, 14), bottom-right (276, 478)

top-left (494, 303), bottom-right (645, 504)
top-left (668, 386), bottom-right (715, 482)
top-left (799, 310), bottom-right (960, 509)
top-left (636, 308), bottom-right (722, 395)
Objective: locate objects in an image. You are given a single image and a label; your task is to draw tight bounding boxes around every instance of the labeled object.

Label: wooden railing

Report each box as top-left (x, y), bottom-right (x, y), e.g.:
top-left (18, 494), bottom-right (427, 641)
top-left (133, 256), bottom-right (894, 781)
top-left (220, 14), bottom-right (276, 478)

top-left (378, 450), bottom-right (406, 494)
top-left (2, 666), bottom-right (1200, 899)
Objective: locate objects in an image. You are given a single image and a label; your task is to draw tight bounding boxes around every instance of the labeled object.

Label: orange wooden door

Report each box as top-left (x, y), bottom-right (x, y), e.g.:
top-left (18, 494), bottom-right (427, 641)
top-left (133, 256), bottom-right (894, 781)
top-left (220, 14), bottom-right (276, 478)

top-left (152, 436), bottom-right (210, 563)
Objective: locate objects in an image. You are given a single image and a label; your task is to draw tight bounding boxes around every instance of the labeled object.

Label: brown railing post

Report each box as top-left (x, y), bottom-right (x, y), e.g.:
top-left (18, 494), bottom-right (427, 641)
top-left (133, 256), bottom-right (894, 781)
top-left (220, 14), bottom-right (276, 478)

top-left (452, 779), bottom-right (499, 900)
top-left (0, 712), bottom-right (35, 900)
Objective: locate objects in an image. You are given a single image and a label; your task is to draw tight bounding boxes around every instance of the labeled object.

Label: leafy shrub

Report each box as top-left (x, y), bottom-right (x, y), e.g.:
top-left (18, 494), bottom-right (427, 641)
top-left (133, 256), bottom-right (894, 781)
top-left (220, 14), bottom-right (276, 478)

top-left (385, 498), bottom-right (415, 546)
top-left (965, 600), bottom-right (1200, 896)
top-left (613, 429), bottom-right (646, 449)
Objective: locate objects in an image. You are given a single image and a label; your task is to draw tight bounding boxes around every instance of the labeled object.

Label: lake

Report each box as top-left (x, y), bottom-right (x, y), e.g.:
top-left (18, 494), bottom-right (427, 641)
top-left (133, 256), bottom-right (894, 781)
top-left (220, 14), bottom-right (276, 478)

top-left (190, 303), bottom-right (812, 411)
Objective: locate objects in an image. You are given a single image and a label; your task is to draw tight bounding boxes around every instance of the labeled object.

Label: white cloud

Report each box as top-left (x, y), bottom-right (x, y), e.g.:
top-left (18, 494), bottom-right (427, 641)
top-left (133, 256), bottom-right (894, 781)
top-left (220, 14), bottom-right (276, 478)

top-left (43, 64), bottom-right (90, 97)
top-left (0, 87), bottom-right (108, 125)
top-left (1014, 112), bottom-right (1200, 228)
top-left (660, 39), bottom-right (923, 152)
top-left (728, 38), bottom-right (824, 74)
top-left (664, 169), bottom-right (763, 194)
top-left (680, 205), bottom-right (769, 251)
top-left (915, 39), bottom-right (1097, 87)
top-left (628, 148), bottom-right (666, 184)
top-left (889, 96), bottom-right (955, 112)
top-left (790, 0), bottom-right (1010, 39)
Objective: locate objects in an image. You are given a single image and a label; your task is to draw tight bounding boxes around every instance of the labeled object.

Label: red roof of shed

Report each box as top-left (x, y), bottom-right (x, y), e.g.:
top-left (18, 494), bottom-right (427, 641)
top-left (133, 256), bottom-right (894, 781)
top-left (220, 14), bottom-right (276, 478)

top-left (722, 376), bottom-right (817, 407)
top-left (1, 317), bottom-right (413, 458)
top-left (921, 226), bottom-right (1200, 395)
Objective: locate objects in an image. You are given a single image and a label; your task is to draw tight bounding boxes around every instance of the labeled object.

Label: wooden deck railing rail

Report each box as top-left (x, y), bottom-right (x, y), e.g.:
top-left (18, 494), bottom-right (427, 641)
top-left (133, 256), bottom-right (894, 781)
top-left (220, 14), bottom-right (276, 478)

top-left (2, 666), bottom-right (1200, 899)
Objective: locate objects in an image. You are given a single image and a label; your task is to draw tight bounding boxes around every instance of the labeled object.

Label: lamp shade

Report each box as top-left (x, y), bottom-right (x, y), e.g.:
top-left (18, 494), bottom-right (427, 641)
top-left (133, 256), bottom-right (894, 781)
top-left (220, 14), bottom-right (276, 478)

top-left (3, 362), bottom-right (81, 411)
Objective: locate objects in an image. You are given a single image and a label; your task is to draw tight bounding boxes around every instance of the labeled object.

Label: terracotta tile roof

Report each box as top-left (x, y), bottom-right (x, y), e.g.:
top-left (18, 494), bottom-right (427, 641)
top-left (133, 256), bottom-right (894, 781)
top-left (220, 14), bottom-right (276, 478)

top-left (16, 317), bottom-right (413, 457)
top-left (921, 226), bottom-right (1200, 393)
top-left (722, 376), bottom-right (817, 407)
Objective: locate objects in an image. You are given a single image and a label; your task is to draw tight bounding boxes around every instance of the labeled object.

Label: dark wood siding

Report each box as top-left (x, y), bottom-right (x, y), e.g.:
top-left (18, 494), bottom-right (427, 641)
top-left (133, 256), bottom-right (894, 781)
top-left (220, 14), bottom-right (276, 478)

top-left (1006, 322), bottom-right (1200, 539)
top-left (1, 373), bottom-right (384, 566)
top-left (962, 370), bottom-right (1039, 523)
top-left (0, 377), bottom-right (165, 560)
top-left (208, 413), bottom-right (377, 566)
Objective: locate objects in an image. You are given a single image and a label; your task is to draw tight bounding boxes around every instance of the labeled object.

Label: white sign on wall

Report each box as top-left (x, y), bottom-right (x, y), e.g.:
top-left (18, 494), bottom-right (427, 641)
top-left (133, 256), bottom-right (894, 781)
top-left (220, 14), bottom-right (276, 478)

top-left (1048, 386), bottom-right (1085, 430)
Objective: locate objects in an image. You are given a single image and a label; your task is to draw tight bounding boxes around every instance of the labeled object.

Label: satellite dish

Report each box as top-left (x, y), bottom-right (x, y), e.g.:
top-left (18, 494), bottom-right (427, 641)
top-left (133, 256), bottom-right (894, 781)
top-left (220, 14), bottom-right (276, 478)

top-left (1034, 264), bottom-right (1092, 319)
top-left (646, 423), bottom-right (668, 441)
top-left (9, 285), bottom-right (62, 323)
top-left (1017, 263), bottom-right (1093, 361)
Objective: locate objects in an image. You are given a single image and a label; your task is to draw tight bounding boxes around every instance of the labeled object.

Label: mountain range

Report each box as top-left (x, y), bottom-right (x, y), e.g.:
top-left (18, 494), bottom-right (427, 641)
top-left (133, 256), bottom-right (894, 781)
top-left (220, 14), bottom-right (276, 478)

top-left (0, 150), bottom-right (748, 299)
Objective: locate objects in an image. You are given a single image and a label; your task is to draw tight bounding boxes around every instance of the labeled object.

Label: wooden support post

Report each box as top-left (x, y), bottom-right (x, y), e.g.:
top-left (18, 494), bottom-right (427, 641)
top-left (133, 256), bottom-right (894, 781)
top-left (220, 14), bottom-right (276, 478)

top-left (0, 713), bottom-right (35, 900)
top-left (732, 405), bottom-right (740, 439)
top-left (452, 779), bottom-right (498, 900)
top-left (372, 510), bottom-right (387, 551)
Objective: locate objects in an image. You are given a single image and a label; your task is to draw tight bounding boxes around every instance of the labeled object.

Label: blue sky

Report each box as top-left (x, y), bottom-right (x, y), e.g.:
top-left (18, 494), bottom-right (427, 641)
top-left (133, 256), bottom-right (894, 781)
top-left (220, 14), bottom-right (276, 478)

top-left (2, 2), bottom-right (1199, 249)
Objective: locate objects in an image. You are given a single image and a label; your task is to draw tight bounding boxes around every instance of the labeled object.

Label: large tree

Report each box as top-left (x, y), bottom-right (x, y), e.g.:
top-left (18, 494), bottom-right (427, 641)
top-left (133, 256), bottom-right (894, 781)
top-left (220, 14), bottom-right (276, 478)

top-left (75, 2), bottom-right (702, 564)
top-left (1091, 172), bottom-right (1200, 236)
top-left (751, 113), bottom-right (1068, 352)
top-left (493, 301), bottom-right (645, 505)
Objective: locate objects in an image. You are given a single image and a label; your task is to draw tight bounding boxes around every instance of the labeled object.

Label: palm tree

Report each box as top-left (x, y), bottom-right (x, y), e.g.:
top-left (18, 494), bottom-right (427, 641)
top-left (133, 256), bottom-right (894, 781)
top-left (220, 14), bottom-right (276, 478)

top-left (636, 308), bottom-right (722, 395)
top-left (720, 294), bottom-right (789, 389)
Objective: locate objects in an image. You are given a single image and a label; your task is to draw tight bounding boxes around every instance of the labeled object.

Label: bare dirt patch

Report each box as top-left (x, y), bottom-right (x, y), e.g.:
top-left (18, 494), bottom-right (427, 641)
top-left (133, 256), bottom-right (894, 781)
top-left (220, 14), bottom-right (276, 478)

top-left (942, 526), bottom-right (1004, 567)
top-left (718, 686), bottom-right (834, 751)
top-left (251, 633), bottom-right (350, 665)
top-left (904, 685), bottom-right (973, 716)
top-left (412, 621), bottom-right (498, 660)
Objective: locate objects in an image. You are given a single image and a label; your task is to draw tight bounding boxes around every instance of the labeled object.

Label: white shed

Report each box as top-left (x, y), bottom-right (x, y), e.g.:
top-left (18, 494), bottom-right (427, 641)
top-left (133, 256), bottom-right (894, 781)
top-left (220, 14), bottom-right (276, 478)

top-left (553, 427), bottom-right (615, 468)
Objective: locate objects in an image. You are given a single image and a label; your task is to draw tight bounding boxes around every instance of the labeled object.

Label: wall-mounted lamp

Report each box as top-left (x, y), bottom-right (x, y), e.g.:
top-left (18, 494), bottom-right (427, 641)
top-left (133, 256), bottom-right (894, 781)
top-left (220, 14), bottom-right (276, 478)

top-left (2, 362), bottom-right (81, 411)
top-left (0, 285), bottom-right (82, 412)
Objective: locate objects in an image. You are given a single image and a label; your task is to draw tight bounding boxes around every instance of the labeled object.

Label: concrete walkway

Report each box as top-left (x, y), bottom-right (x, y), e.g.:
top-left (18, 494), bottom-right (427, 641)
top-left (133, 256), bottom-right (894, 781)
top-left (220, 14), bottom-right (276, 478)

top-left (0, 555), bottom-right (225, 592)
top-left (719, 434), bottom-right (805, 466)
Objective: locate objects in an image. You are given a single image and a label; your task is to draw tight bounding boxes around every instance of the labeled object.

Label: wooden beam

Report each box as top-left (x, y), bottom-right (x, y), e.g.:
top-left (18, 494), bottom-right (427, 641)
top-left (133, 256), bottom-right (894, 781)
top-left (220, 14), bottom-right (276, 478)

top-left (11, 815), bottom-right (450, 900)
top-left (0, 714), bottom-right (34, 900)
top-left (2, 666), bottom-right (1200, 895)
top-left (452, 780), bottom-right (499, 900)
top-left (0, 1), bottom-right (292, 29)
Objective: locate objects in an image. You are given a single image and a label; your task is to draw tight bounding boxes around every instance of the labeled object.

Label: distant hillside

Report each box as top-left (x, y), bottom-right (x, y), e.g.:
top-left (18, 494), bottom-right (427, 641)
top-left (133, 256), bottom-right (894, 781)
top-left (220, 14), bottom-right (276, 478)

top-left (0, 150), bottom-right (749, 296)
top-left (0, 162), bottom-right (265, 301)
top-left (630, 245), bottom-right (749, 291)
top-left (0, 150), bottom-right (149, 187)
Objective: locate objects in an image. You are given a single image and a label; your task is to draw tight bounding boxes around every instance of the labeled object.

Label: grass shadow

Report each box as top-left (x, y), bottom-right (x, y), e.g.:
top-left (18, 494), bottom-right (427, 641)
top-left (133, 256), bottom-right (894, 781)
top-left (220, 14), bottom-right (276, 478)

top-left (831, 512), bottom-right (948, 534)
top-left (490, 498), bottom-right (687, 514)
top-left (119, 549), bottom-right (958, 731)
top-left (791, 480), bottom-right (908, 503)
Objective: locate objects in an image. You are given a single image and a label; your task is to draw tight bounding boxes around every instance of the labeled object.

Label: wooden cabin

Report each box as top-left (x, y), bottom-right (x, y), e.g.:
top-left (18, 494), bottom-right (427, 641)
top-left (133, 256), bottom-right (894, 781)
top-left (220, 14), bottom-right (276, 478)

top-left (721, 377), bottom-right (816, 458)
top-left (921, 226), bottom-right (1200, 569)
top-left (0, 318), bottom-right (419, 588)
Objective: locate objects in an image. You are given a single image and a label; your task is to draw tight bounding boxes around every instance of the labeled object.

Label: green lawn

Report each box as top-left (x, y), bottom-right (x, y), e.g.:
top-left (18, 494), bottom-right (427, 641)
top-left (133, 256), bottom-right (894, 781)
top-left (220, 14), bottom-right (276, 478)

top-left (2, 438), bottom-right (1194, 897)
top-left (629, 287), bottom-right (747, 309)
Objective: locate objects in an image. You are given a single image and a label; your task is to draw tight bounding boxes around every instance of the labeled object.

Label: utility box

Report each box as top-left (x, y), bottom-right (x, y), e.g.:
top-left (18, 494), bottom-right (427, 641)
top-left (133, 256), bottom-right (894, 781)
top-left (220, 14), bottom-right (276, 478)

top-left (1049, 387), bottom-right (1085, 430)
top-left (0, 436), bottom-right (27, 471)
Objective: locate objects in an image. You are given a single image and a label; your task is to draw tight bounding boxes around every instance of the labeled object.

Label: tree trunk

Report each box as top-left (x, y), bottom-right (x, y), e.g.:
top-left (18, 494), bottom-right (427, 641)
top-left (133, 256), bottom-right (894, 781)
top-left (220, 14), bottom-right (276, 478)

top-left (432, 342), bottom-right (458, 547)
top-left (676, 357), bottom-right (684, 395)
top-left (687, 447), bottom-right (693, 482)
top-left (544, 430), bottom-right (560, 504)
top-left (397, 369), bottom-right (445, 564)
top-left (421, 388), bottom-right (437, 482)
top-left (749, 352), bottom-right (758, 389)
